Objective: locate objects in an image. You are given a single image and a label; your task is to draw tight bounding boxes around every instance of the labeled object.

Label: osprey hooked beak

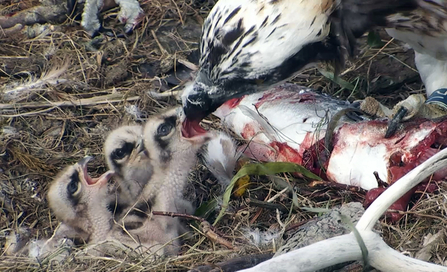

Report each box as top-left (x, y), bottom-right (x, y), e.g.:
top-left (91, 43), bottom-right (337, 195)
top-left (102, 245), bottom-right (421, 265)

top-left (181, 79), bottom-right (225, 139)
top-left (181, 72), bottom-right (259, 138)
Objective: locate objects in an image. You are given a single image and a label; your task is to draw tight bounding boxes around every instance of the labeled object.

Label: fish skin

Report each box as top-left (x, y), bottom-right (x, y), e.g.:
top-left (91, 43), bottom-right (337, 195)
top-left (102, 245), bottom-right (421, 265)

top-left (214, 83), bottom-right (352, 167)
top-left (214, 83), bottom-right (447, 221)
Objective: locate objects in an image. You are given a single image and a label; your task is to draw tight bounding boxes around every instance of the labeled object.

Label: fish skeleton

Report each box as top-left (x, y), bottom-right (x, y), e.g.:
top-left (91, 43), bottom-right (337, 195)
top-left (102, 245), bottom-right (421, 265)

top-left (214, 83), bottom-right (447, 220)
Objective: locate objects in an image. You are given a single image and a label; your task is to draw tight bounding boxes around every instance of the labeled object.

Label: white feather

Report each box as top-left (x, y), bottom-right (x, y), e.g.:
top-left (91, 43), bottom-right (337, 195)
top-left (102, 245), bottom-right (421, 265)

top-left (202, 0), bottom-right (333, 86)
top-left (1, 62), bottom-right (69, 102)
top-left (242, 227), bottom-right (281, 247)
top-left (414, 51), bottom-right (447, 96)
top-left (202, 131), bottom-right (240, 189)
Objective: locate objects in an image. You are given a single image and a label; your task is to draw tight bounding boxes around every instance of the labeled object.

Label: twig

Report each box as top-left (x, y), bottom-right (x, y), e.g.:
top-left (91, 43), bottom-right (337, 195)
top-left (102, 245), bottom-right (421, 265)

top-left (341, 38), bottom-right (394, 76)
top-left (246, 198), bottom-right (289, 213)
top-left (308, 180), bottom-right (367, 194)
top-left (170, 0), bottom-right (184, 25)
top-left (153, 211), bottom-right (235, 250)
top-left (151, 30), bottom-right (168, 56)
top-left (200, 221), bottom-right (235, 250)
top-left (178, 59), bottom-right (198, 71)
top-left (147, 90), bottom-right (182, 99)
top-left (0, 94), bottom-right (140, 114)
top-left (152, 211), bottom-right (234, 249)
top-left (266, 187), bottom-right (289, 203)
top-left (151, 210), bottom-right (226, 238)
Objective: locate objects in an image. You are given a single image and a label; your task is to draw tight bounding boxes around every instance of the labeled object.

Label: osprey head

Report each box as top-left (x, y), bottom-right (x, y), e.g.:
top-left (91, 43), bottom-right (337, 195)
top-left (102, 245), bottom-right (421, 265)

top-left (181, 0), bottom-right (337, 133)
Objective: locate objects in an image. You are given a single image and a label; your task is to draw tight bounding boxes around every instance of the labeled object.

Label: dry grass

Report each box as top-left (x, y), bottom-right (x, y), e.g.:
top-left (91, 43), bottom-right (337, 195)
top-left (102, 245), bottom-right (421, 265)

top-left (0, 0), bottom-right (446, 271)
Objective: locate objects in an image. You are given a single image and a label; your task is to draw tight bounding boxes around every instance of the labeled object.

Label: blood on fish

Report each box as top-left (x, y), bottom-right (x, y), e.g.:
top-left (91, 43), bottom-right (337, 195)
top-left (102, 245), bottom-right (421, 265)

top-left (241, 123), bottom-right (257, 139)
top-left (269, 142), bottom-right (303, 165)
top-left (301, 139), bottom-right (329, 179)
top-left (214, 84), bottom-right (447, 223)
top-left (255, 91), bottom-right (301, 108)
top-left (226, 97), bottom-right (244, 109)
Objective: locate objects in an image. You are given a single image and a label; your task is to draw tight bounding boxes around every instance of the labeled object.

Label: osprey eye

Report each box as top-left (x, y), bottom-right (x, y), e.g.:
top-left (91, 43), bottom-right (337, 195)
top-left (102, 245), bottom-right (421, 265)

top-left (67, 173), bottom-right (80, 196)
top-left (113, 148), bottom-right (125, 160)
top-left (157, 123), bottom-right (173, 137)
top-left (112, 142), bottom-right (134, 160)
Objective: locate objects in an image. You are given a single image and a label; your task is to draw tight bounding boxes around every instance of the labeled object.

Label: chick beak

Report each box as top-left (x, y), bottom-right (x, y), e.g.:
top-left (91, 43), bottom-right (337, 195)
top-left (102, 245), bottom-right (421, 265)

top-left (78, 156), bottom-right (93, 169)
top-left (94, 170), bottom-right (115, 186)
top-left (136, 138), bottom-right (146, 154)
top-left (131, 138), bottom-right (148, 159)
top-left (77, 156), bottom-right (114, 186)
top-left (179, 108), bottom-right (213, 144)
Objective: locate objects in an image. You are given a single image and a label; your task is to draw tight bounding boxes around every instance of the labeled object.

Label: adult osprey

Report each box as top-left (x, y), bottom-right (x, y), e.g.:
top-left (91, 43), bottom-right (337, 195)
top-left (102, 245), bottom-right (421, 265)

top-left (181, 0), bottom-right (447, 135)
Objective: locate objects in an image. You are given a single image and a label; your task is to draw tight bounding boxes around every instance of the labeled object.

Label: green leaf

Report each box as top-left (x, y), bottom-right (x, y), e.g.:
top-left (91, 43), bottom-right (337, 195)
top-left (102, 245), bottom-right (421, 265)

top-left (317, 67), bottom-right (356, 91)
top-left (213, 162), bottom-right (322, 225)
top-left (340, 213), bottom-right (370, 270)
top-left (367, 31), bottom-right (385, 48)
top-left (195, 198), bottom-right (218, 219)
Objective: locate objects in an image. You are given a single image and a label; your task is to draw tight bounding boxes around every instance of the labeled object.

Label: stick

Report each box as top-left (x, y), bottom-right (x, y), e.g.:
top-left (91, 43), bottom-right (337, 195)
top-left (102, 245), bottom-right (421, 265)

top-left (238, 232), bottom-right (447, 272)
top-left (356, 148), bottom-right (447, 231)
top-left (0, 94), bottom-right (140, 112)
top-left (246, 198), bottom-right (289, 213)
top-left (237, 148), bottom-right (447, 272)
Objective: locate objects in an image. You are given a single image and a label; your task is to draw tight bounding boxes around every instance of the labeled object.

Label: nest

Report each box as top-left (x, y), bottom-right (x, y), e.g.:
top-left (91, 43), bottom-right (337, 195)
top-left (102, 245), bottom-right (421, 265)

top-left (0, 0), bottom-right (446, 271)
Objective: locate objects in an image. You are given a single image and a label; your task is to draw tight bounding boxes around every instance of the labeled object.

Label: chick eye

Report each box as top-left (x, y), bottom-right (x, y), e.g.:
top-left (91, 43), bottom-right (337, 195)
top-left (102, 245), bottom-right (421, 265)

top-left (112, 142), bottom-right (134, 160)
top-left (67, 172), bottom-right (81, 196)
top-left (157, 123), bottom-right (173, 137)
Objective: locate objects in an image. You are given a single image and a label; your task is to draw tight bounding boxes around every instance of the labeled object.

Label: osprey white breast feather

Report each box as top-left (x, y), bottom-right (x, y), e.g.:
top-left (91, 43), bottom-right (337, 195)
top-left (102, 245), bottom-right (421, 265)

top-left (199, 0), bottom-right (333, 83)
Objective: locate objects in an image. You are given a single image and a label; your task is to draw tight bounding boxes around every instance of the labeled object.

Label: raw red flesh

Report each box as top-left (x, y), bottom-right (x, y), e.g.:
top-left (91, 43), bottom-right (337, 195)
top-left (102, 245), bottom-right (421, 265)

top-left (182, 118), bottom-right (208, 138)
top-left (214, 84), bottom-right (447, 223)
top-left (239, 117), bottom-right (447, 222)
top-left (331, 119), bottom-right (447, 222)
top-left (241, 141), bottom-right (304, 165)
top-left (226, 97), bottom-right (244, 109)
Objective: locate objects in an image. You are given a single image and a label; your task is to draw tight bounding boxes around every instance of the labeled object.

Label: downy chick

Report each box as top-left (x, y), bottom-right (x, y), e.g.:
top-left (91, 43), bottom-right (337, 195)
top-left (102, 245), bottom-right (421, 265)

top-left (47, 156), bottom-right (115, 244)
top-left (121, 106), bottom-right (212, 255)
top-left (47, 157), bottom-right (166, 256)
top-left (104, 125), bottom-right (152, 205)
top-left (142, 106), bottom-right (213, 214)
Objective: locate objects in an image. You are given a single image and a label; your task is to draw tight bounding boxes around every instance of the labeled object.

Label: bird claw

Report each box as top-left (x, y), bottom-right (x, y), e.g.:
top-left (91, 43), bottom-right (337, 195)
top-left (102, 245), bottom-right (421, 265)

top-left (385, 106), bottom-right (407, 138)
top-left (392, 94), bottom-right (426, 121)
top-left (357, 93), bottom-right (447, 138)
top-left (117, 0), bottom-right (144, 34)
top-left (384, 90), bottom-right (447, 137)
top-left (344, 104), bottom-right (366, 122)
top-left (123, 24), bottom-right (135, 35)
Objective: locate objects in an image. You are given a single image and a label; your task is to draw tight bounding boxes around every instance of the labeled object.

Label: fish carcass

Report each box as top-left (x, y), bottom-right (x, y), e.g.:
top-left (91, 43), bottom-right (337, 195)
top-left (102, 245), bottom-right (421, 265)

top-left (213, 83), bottom-right (447, 219)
